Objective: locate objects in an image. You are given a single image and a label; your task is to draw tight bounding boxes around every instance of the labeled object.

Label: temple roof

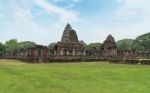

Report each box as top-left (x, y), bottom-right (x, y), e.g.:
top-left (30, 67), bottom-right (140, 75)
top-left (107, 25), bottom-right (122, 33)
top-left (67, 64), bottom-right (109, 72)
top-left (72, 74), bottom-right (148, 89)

top-left (105, 34), bottom-right (115, 43)
top-left (101, 34), bottom-right (117, 49)
top-left (61, 24), bottom-right (79, 43)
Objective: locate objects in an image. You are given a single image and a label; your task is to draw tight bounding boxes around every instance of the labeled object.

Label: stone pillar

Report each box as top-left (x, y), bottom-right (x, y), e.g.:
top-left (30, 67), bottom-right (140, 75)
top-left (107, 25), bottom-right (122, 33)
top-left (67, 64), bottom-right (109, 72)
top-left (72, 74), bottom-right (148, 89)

top-left (67, 50), bottom-right (70, 56)
top-left (60, 49), bottom-right (63, 56)
top-left (54, 50), bottom-right (56, 55)
top-left (25, 50), bottom-right (28, 56)
top-left (41, 49), bottom-right (43, 57)
top-left (73, 49), bottom-right (76, 56)
top-left (83, 50), bottom-right (86, 56)
top-left (78, 50), bottom-right (80, 56)
top-left (81, 50), bottom-right (83, 56)
top-left (54, 50), bottom-right (57, 56)
top-left (76, 50), bottom-right (79, 56)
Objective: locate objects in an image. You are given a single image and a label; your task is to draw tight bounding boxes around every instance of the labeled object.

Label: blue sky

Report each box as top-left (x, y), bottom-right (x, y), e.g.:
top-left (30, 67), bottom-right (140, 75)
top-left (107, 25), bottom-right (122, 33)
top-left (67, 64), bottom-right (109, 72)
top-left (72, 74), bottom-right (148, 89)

top-left (0, 0), bottom-right (150, 45)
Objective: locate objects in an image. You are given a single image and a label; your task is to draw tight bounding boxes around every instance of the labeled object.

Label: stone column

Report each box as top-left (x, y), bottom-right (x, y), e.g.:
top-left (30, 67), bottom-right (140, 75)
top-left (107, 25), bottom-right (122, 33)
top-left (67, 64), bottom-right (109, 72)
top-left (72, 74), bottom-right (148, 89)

top-left (54, 50), bottom-right (56, 55)
top-left (67, 50), bottom-right (70, 56)
top-left (76, 50), bottom-right (79, 56)
top-left (83, 50), bottom-right (86, 56)
top-left (25, 50), bottom-right (28, 56)
top-left (60, 49), bottom-right (63, 56)
top-left (73, 49), bottom-right (76, 56)
top-left (78, 50), bottom-right (80, 56)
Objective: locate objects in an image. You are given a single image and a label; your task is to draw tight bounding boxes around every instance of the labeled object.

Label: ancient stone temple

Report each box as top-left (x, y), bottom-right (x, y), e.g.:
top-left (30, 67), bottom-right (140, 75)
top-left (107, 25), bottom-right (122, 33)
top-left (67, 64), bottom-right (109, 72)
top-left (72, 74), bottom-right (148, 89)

top-left (101, 35), bottom-right (117, 57)
top-left (54, 24), bottom-right (85, 56)
top-left (10, 23), bottom-right (149, 63)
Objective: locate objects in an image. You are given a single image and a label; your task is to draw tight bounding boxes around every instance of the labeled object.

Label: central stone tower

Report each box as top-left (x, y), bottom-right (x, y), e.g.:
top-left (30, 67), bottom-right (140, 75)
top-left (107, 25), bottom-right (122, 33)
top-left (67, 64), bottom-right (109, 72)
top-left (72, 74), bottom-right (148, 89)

top-left (54, 24), bottom-right (85, 56)
top-left (61, 24), bottom-right (79, 43)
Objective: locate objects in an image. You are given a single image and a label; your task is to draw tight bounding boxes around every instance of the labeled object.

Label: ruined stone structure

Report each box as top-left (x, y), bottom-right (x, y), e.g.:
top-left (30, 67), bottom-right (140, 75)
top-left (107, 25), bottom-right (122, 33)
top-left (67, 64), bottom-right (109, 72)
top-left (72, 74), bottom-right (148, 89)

top-left (137, 51), bottom-right (150, 58)
top-left (117, 49), bottom-right (137, 58)
top-left (9, 23), bottom-right (148, 62)
top-left (101, 35), bottom-right (117, 57)
top-left (54, 24), bottom-right (86, 56)
top-left (18, 45), bottom-right (49, 62)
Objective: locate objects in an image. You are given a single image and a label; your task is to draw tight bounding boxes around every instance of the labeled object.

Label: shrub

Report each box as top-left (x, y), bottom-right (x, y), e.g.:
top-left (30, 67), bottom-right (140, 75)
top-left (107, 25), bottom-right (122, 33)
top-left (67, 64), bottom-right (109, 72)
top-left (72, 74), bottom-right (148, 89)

top-left (140, 60), bottom-right (150, 65)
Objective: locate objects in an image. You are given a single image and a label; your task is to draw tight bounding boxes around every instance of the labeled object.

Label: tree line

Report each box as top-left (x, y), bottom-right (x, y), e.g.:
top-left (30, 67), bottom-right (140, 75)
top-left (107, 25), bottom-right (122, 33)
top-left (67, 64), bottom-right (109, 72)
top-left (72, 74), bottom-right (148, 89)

top-left (0, 39), bottom-right (36, 57)
top-left (117, 32), bottom-right (150, 51)
top-left (0, 32), bottom-right (149, 57)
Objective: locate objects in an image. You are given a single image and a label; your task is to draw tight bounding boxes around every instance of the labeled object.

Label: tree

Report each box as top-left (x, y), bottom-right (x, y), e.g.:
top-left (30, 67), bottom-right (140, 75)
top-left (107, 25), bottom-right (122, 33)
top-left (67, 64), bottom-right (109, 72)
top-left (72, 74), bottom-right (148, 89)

top-left (86, 43), bottom-right (101, 50)
top-left (5, 39), bottom-right (19, 56)
top-left (18, 41), bottom-right (36, 49)
top-left (132, 33), bottom-right (150, 51)
top-left (0, 43), bottom-right (5, 56)
top-left (116, 33), bottom-right (150, 51)
top-left (117, 39), bottom-right (134, 50)
top-left (48, 43), bottom-right (57, 49)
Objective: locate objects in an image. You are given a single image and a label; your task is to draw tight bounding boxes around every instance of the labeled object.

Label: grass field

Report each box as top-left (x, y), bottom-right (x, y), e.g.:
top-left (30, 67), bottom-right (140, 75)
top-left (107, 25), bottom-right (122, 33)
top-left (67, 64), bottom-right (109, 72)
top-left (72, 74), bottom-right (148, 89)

top-left (0, 59), bottom-right (150, 93)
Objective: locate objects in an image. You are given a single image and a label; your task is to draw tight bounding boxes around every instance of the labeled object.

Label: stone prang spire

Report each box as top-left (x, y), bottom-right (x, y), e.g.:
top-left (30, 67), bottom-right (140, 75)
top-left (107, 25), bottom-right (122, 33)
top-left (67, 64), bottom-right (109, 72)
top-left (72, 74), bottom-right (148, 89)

top-left (61, 23), bottom-right (79, 43)
top-left (105, 35), bottom-right (115, 44)
top-left (102, 34), bottom-right (117, 48)
top-left (101, 34), bottom-right (117, 56)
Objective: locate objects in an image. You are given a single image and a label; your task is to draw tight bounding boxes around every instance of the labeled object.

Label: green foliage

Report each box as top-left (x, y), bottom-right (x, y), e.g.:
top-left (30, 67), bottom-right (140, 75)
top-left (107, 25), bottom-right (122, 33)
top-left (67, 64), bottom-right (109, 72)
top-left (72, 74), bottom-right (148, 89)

top-left (5, 39), bottom-right (19, 56)
top-left (4, 39), bottom-right (37, 56)
top-left (86, 43), bottom-right (101, 50)
top-left (1, 60), bottom-right (150, 93)
top-left (48, 42), bottom-right (57, 49)
top-left (117, 39), bottom-right (134, 50)
top-left (1, 32), bottom-right (150, 56)
top-left (132, 33), bottom-right (150, 51)
top-left (0, 43), bottom-right (5, 56)
top-left (117, 33), bottom-right (150, 51)
top-left (18, 41), bottom-right (36, 49)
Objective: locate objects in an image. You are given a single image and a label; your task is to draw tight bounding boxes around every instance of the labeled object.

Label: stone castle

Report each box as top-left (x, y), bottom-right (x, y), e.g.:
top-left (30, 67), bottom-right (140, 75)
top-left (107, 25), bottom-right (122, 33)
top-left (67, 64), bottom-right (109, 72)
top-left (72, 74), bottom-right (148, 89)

top-left (14, 24), bottom-right (150, 62)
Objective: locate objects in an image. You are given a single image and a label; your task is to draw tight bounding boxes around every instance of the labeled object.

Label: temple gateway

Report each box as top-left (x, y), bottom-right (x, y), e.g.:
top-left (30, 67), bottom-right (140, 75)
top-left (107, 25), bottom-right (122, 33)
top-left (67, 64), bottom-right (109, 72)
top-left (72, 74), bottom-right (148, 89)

top-left (14, 23), bottom-right (150, 62)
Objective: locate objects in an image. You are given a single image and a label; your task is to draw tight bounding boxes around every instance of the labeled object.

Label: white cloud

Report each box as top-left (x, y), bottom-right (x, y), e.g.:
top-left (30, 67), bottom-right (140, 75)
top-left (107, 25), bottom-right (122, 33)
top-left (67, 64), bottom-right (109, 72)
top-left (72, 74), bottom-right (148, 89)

top-left (0, 0), bottom-right (79, 45)
top-left (53, 0), bottom-right (82, 3)
top-left (0, 3), bottom-right (51, 45)
top-left (83, 0), bottom-right (150, 43)
top-left (65, 0), bottom-right (82, 9)
top-left (53, 0), bottom-right (65, 3)
top-left (0, 0), bottom-right (149, 44)
top-left (52, 0), bottom-right (82, 9)
top-left (109, 0), bottom-right (150, 40)
top-left (0, 4), bottom-right (3, 19)
top-left (35, 0), bottom-right (79, 22)
top-left (72, 0), bottom-right (82, 3)
top-left (114, 0), bottom-right (150, 21)
top-left (12, 5), bottom-right (36, 28)
top-left (117, 0), bottom-right (123, 3)
top-left (88, 25), bottom-right (109, 43)
top-left (0, 13), bottom-right (3, 19)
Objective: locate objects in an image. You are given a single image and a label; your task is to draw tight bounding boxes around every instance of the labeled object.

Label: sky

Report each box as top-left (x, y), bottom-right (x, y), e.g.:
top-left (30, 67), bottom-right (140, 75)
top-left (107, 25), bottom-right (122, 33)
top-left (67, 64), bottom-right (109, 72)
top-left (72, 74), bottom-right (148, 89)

top-left (0, 0), bottom-right (150, 45)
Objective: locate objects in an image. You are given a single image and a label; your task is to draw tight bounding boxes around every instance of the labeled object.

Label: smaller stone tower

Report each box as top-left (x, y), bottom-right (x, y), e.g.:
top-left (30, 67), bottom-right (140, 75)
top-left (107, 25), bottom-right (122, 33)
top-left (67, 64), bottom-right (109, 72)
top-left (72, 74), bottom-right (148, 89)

top-left (101, 34), bottom-right (117, 57)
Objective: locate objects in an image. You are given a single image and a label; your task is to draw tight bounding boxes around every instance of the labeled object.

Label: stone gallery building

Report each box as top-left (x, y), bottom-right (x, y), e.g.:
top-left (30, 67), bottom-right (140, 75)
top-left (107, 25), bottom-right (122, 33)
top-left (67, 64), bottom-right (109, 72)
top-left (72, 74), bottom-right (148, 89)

top-left (16, 23), bottom-right (148, 62)
top-left (18, 45), bottom-right (49, 62)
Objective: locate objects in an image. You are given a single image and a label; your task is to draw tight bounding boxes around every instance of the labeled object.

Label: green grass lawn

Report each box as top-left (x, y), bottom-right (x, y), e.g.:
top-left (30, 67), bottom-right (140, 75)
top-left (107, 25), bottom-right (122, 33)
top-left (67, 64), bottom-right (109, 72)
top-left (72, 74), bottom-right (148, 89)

top-left (0, 59), bottom-right (150, 93)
